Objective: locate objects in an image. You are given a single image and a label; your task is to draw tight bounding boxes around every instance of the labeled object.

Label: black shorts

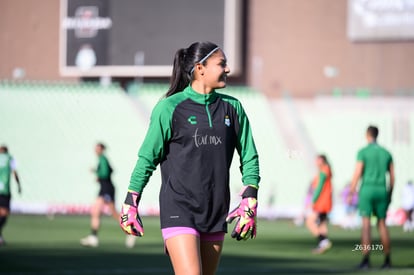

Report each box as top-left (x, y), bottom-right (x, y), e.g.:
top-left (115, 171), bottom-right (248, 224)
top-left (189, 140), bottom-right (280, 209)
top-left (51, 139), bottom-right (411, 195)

top-left (98, 180), bottom-right (115, 203)
top-left (318, 213), bottom-right (328, 224)
top-left (0, 195), bottom-right (11, 210)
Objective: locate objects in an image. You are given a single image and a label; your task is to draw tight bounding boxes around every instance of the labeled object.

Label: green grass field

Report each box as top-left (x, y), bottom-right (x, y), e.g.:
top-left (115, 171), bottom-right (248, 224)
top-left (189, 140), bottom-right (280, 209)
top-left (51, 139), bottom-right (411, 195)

top-left (0, 215), bottom-right (413, 275)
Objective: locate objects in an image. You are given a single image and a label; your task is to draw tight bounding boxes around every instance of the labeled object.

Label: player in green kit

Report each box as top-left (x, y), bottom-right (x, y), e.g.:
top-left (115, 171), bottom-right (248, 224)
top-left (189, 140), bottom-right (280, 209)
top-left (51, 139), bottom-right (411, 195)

top-left (80, 143), bottom-right (133, 247)
top-left (0, 145), bottom-right (22, 246)
top-left (349, 126), bottom-right (394, 269)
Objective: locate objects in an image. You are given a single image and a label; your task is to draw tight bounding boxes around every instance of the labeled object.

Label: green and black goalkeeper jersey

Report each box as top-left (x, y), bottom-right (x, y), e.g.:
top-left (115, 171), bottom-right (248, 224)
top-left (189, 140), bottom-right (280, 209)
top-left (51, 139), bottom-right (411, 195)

top-left (129, 86), bottom-right (260, 232)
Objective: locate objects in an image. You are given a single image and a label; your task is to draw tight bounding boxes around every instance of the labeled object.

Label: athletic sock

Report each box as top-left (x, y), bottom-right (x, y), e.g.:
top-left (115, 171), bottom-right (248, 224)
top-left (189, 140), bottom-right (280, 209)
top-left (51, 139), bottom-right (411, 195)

top-left (0, 216), bottom-right (8, 236)
top-left (318, 234), bottom-right (326, 242)
top-left (384, 253), bottom-right (391, 264)
top-left (380, 253), bottom-right (391, 269)
top-left (358, 254), bottom-right (370, 269)
top-left (91, 229), bottom-right (98, 236)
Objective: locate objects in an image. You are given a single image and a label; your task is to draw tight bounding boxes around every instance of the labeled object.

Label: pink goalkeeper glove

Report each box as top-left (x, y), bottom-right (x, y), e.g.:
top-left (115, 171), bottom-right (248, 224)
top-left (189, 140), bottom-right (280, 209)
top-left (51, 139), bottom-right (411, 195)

top-left (120, 190), bottom-right (144, 237)
top-left (226, 186), bottom-right (258, 241)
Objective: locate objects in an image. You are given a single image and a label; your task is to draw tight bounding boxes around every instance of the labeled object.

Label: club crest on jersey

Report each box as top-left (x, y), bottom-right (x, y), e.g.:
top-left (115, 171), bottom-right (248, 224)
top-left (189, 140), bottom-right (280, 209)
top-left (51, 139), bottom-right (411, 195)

top-left (224, 115), bottom-right (231, 127)
top-left (188, 115), bottom-right (197, 125)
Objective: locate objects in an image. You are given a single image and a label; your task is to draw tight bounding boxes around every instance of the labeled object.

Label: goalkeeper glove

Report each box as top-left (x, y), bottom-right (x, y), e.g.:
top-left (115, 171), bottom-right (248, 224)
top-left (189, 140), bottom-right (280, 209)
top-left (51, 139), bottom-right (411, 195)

top-left (226, 185), bottom-right (258, 241)
top-left (120, 190), bottom-right (144, 237)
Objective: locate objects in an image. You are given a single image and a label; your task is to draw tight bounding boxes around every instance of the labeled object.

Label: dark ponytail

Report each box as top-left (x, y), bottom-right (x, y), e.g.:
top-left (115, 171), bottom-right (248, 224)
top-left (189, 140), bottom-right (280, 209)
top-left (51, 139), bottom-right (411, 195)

top-left (165, 41), bottom-right (219, 97)
top-left (318, 154), bottom-right (332, 176)
top-left (166, 48), bottom-right (191, 97)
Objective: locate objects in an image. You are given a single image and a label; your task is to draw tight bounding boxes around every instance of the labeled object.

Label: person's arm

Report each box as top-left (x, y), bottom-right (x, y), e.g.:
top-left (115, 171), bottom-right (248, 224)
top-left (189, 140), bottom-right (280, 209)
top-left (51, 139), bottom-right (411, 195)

top-left (233, 100), bottom-right (260, 188)
top-left (10, 158), bottom-right (21, 194)
top-left (388, 162), bottom-right (395, 191)
top-left (128, 100), bottom-right (172, 193)
top-left (225, 99), bottom-right (260, 241)
top-left (349, 161), bottom-right (364, 202)
top-left (13, 170), bottom-right (21, 194)
top-left (121, 100), bottom-right (172, 237)
top-left (312, 171), bottom-right (326, 203)
top-left (388, 162), bottom-right (395, 203)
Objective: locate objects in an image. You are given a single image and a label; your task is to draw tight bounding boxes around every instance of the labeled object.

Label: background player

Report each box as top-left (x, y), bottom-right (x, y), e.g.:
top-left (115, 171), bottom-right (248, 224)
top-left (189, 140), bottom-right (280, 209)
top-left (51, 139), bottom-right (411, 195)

top-left (349, 125), bottom-right (394, 269)
top-left (0, 145), bottom-right (22, 246)
top-left (80, 143), bottom-right (132, 247)
top-left (119, 41), bottom-right (260, 275)
top-left (306, 154), bottom-right (333, 254)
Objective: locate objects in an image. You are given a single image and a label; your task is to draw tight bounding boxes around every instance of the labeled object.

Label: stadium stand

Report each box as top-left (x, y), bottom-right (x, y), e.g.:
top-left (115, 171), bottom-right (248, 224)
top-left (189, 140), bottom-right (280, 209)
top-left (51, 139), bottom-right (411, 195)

top-left (0, 81), bottom-right (287, 216)
top-left (0, 81), bottom-right (146, 214)
top-left (1, 81), bottom-right (413, 220)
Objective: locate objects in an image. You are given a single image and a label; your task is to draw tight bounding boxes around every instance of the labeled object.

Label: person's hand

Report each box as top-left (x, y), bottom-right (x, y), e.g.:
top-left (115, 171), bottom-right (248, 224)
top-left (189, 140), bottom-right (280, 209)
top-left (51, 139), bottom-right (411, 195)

top-left (347, 191), bottom-right (355, 205)
top-left (226, 185), bottom-right (258, 241)
top-left (226, 197), bottom-right (257, 240)
top-left (120, 190), bottom-right (144, 237)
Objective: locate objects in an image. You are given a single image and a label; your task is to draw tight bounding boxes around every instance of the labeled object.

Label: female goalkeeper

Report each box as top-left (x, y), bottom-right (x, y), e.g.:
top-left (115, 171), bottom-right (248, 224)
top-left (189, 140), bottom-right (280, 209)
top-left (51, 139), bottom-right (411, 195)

top-left (120, 41), bottom-right (260, 275)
